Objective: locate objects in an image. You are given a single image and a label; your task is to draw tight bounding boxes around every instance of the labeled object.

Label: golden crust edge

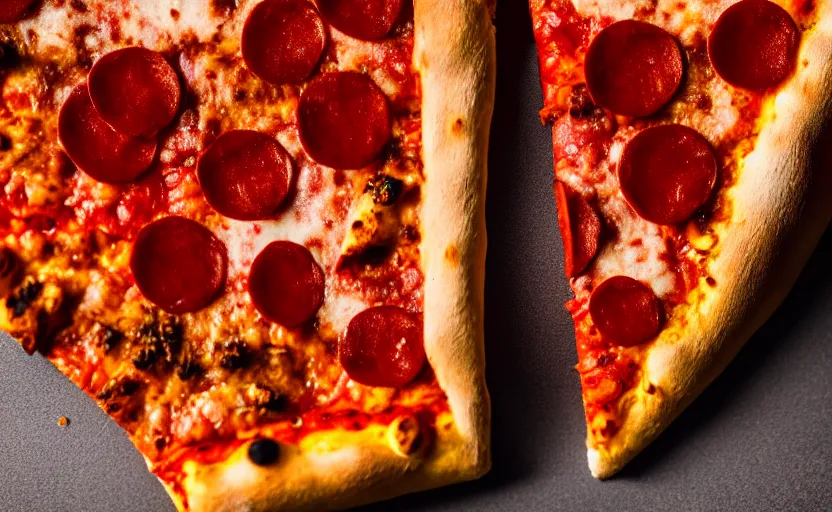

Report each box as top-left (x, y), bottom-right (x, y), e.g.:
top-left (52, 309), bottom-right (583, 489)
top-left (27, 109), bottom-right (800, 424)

top-left (172, 1), bottom-right (496, 510)
top-left (587, 3), bottom-right (832, 479)
top-left (168, 413), bottom-right (484, 512)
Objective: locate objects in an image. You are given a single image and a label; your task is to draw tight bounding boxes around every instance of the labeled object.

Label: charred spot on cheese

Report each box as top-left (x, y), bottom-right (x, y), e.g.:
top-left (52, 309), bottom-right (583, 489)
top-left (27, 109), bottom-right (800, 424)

top-left (360, 245), bottom-right (394, 264)
top-left (7, 280), bottom-right (68, 355)
top-left (248, 438), bottom-right (279, 466)
top-left (0, 41), bottom-right (19, 70)
top-left (132, 314), bottom-right (183, 371)
top-left (0, 247), bottom-right (21, 297)
top-left (6, 276), bottom-right (42, 318)
top-left (264, 393), bottom-right (288, 412)
top-left (211, 0), bottom-right (238, 17)
top-left (366, 173), bottom-right (403, 206)
top-left (246, 384), bottom-right (288, 413)
top-left (218, 338), bottom-right (250, 370)
top-left (158, 316), bottom-right (183, 363)
top-left (70, 25), bottom-right (95, 69)
top-left (176, 355), bottom-right (202, 380)
top-left (69, 0), bottom-right (88, 13)
top-left (133, 342), bottom-right (160, 371)
top-left (402, 225), bottom-right (420, 243)
top-left (98, 325), bottom-right (123, 353)
top-left (96, 377), bottom-right (141, 401)
top-left (568, 84), bottom-right (598, 119)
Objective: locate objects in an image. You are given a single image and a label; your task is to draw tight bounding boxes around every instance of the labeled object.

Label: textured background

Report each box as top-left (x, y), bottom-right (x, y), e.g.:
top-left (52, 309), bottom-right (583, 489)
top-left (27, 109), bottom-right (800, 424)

top-left (2, 2), bottom-right (832, 511)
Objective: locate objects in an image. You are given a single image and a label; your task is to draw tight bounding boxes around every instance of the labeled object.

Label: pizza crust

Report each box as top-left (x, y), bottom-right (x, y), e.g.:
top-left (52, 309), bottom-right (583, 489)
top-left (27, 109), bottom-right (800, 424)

top-left (169, 411), bottom-right (482, 511)
top-left (173, 0), bottom-right (496, 509)
top-left (587, 0), bottom-right (832, 479)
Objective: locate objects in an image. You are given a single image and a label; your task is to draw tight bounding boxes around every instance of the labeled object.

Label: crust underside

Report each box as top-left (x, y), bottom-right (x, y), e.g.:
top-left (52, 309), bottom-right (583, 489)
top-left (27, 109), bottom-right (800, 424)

top-left (177, 1), bottom-right (496, 510)
top-left (587, 1), bottom-right (832, 479)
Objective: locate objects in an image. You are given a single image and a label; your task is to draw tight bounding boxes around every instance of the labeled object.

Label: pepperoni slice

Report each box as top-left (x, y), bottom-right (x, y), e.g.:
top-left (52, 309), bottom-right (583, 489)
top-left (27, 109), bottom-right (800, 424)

top-left (248, 241), bottom-right (325, 327)
top-left (241, 0), bottom-right (327, 85)
top-left (197, 131), bottom-right (293, 220)
top-left (297, 71), bottom-right (391, 170)
top-left (584, 20), bottom-right (683, 117)
top-left (318, 0), bottom-right (403, 41)
top-left (58, 85), bottom-right (157, 184)
top-left (130, 216), bottom-right (228, 314)
top-left (708, 0), bottom-right (799, 91)
top-left (88, 47), bottom-right (180, 137)
top-left (340, 306), bottom-right (425, 388)
top-left (618, 124), bottom-right (717, 225)
top-left (554, 182), bottom-right (601, 278)
top-left (589, 276), bottom-right (662, 347)
top-left (0, 0), bottom-right (37, 23)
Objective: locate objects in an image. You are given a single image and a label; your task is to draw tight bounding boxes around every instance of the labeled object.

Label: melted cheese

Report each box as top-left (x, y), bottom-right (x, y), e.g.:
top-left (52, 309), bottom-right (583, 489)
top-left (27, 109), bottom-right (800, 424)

top-left (1, 0), bottom-right (430, 461)
top-left (18, 0), bottom-right (227, 57)
top-left (552, 0), bottom-right (758, 298)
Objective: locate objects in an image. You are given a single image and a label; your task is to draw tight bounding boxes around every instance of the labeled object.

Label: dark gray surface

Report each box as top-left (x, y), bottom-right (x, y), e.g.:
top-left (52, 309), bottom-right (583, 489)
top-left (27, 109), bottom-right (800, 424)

top-left (2, 2), bottom-right (832, 511)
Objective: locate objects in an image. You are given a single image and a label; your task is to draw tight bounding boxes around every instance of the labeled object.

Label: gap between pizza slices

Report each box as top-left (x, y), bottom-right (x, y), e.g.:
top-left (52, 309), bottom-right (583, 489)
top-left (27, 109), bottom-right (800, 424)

top-left (530, 0), bottom-right (832, 478)
top-left (0, 0), bottom-right (495, 510)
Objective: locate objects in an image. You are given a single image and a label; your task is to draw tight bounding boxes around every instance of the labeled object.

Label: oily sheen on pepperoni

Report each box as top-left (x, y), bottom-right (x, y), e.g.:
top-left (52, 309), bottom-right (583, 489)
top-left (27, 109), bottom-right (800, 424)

top-left (618, 124), bottom-right (717, 225)
top-left (130, 217), bottom-right (228, 314)
top-left (197, 130), bottom-right (293, 220)
top-left (88, 47), bottom-right (181, 136)
top-left (297, 71), bottom-right (391, 170)
top-left (554, 182), bottom-right (601, 278)
top-left (708, 0), bottom-right (799, 91)
top-left (241, 0), bottom-right (327, 85)
top-left (318, 0), bottom-right (403, 41)
top-left (584, 20), bottom-right (683, 117)
top-left (248, 241), bottom-right (325, 327)
top-left (340, 306), bottom-right (425, 388)
top-left (589, 276), bottom-right (662, 347)
top-left (58, 85), bottom-right (157, 184)
top-left (0, 0), bottom-right (37, 23)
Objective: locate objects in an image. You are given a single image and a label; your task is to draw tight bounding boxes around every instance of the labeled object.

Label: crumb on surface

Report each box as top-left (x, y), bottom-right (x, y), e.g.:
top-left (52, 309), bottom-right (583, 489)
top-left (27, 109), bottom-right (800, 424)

top-left (57, 416), bottom-right (69, 427)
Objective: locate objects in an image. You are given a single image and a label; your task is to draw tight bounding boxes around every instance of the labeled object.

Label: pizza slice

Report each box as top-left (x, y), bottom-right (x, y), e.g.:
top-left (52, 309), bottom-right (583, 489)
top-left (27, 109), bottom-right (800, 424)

top-left (0, 0), bottom-right (495, 509)
top-left (529, 0), bottom-right (832, 478)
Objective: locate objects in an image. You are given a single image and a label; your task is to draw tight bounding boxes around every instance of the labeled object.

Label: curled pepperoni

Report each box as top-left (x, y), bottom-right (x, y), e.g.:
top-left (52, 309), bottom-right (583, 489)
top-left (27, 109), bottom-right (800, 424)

top-left (0, 0), bottom-right (37, 23)
top-left (297, 71), bottom-right (391, 170)
top-left (589, 276), bottom-right (662, 347)
top-left (554, 182), bottom-right (601, 277)
top-left (197, 130), bottom-right (293, 220)
top-left (248, 241), bottom-right (325, 327)
top-left (88, 47), bottom-right (181, 136)
top-left (618, 124), bottom-right (717, 225)
top-left (318, 0), bottom-right (403, 41)
top-left (340, 306), bottom-right (425, 388)
top-left (584, 20), bottom-right (683, 117)
top-left (708, 0), bottom-right (799, 91)
top-left (130, 216), bottom-right (228, 314)
top-left (241, 0), bottom-right (327, 85)
top-left (58, 85), bottom-right (157, 184)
